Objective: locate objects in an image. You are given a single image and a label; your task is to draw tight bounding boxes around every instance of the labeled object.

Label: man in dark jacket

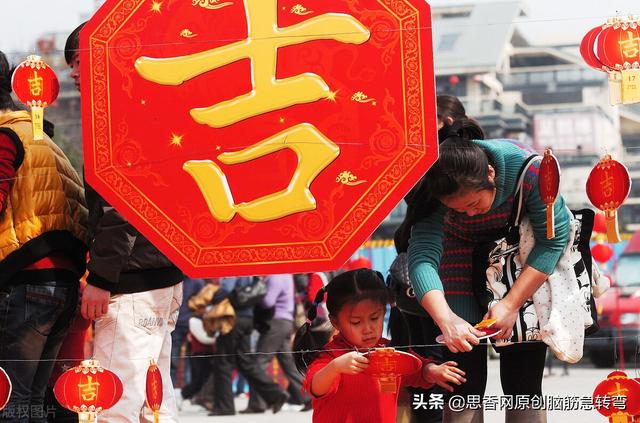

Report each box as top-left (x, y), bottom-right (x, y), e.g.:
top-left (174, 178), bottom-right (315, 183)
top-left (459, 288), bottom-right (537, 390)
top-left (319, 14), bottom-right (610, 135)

top-left (209, 277), bottom-right (289, 416)
top-left (66, 24), bottom-right (184, 422)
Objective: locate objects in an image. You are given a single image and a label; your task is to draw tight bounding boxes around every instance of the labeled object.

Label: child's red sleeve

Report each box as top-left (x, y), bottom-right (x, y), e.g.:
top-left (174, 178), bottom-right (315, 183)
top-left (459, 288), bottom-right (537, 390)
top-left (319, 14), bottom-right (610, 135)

top-left (303, 353), bottom-right (341, 398)
top-left (401, 352), bottom-right (434, 389)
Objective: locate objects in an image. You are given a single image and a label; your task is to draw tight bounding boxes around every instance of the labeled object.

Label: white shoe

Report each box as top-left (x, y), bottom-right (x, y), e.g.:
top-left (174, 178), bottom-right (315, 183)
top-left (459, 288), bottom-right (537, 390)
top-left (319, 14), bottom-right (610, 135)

top-left (174, 388), bottom-right (184, 411)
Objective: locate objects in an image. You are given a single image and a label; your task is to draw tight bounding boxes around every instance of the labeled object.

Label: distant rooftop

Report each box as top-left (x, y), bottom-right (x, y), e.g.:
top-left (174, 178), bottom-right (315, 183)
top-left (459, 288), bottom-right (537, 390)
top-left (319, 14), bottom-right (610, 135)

top-left (431, 0), bottom-right (528, 75)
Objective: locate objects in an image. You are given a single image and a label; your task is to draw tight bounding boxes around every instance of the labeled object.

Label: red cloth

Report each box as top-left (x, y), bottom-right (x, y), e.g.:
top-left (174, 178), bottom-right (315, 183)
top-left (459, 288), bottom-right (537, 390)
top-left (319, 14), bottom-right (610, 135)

top-left (0, 132), bottom-right (17, 212)
top-left (303, 335), bottom-right (432, 423)
top-left (307, 272), bottom-right (327, 303)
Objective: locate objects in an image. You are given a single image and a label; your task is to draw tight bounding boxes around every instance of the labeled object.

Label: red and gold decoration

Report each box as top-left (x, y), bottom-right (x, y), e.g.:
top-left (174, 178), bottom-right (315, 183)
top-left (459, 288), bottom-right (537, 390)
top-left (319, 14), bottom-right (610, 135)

top-left (0, 367), bottom-right (11, 411)
top-left (146, 360), bottom-right (162, 423)
top-left (580, 16), bottom-right (640, 105)
top-left (80, 0), bottom-right (438, 277)
top-left (586, 154), bottom-right (631, 244)
top-left (538, 148), bottom-right (560, 239)
top-left (54, 359), bottom-right (123, 423)
top-left (10, 55), bottom-right (59, 140)
top-left (363, 348), bottom-right (422, 394)
top-left (593, 371), bottom-right (640, 423)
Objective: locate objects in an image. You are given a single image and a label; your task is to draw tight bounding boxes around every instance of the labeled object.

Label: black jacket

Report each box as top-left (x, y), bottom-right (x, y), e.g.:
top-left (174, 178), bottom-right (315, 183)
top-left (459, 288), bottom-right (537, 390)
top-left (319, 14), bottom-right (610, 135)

top-left (84, 180), bottom-right (182, 294)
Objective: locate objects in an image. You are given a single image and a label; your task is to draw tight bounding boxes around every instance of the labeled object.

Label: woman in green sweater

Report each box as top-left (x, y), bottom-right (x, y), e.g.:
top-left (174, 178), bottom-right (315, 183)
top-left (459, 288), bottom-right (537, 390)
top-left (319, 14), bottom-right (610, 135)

top-left (408, 133), bottom-right (570, 422)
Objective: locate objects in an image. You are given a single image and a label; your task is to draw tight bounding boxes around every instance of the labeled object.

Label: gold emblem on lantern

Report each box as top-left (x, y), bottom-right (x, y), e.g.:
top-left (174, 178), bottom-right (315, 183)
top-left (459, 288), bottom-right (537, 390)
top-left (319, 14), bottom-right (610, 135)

top-left (290, 4), bottom-right (313, 15)
top-left (351, 91), bottom-right (377, 106)
top-left (336, 171), bottom-right (367, 186)
top-left (179, 29), bottom-right (198, 38)
top-left (78, 376), bottom-right (100, 402)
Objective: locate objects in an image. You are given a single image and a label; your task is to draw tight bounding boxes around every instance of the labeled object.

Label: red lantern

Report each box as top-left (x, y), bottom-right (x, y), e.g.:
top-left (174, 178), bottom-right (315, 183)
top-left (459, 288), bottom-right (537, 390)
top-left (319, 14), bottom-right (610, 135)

top-left (580, 25), bottom-right (608, 72)
top-left (0, 367), bottom-right (11, 411)
top-left (146, 360), bottom-right (162, 423)
top-left (10, 55), bottom-right (59, 140)
top-left (593, 371), bottom-right (640, 422)
top-left (586, 154), bottom-right (631, 244)
top-left (594, 212), bottom-right (608, 234)
top-left (363, 348), bottom-right (422, 393)
top-left (592, 243), bottom-right (614, 264)
top-left (597, 23), bottom-right (640, 71)
top-left (538, 149), bottom-right (560, 239)
top-left (54, 359), bottom-right (123, 423)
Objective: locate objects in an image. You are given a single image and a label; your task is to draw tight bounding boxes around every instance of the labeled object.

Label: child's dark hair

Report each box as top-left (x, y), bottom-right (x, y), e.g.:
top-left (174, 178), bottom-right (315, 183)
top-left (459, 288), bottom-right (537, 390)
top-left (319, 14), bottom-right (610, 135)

top-left (0, 51), bottom-right (16, 111)
top-left (425, 135), bottom-right (495, 200)
top-left (294, 268), bottom-right (409, 372)
top-left (65, 22), bottom-right (86, 65)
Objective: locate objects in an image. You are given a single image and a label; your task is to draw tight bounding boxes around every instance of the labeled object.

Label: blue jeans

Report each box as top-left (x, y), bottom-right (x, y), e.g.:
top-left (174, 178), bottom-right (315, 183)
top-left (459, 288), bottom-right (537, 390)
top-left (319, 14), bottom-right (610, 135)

top-left (0, 280), bottom-right (78, 423)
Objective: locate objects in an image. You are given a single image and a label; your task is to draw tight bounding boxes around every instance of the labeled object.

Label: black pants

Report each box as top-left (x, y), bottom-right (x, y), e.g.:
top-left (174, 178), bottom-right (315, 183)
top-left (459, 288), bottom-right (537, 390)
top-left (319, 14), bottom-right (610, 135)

top-left (182, 353), bottom-right (212, 400)
top-left (211, 317), bottom-right (285, 414)
top-left (394, 311), bottom-right (447, 423)
top-left (0, 280), bottom-right (78, 423)
top-left (248, 319), bottom-right (309, 410)
top-left (440, 341), bottom-right (547, 400)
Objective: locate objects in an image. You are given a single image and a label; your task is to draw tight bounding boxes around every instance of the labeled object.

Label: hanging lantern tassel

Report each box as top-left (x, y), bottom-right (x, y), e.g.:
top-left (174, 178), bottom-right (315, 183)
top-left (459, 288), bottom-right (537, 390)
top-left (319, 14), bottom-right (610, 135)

top-left (586, 154), bottom-right (631, 244)
top-left (538, 149), bottom-right (560, 239)
top-left (146, 359), bottom-right (162, 423)
top-left (10, 55), bottom-right (59, 140)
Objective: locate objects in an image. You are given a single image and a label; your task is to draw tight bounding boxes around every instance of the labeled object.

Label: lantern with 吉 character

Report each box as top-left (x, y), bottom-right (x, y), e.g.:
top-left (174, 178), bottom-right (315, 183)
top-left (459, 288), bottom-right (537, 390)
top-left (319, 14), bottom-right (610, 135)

top-left (580, 20), bottom-right (621, 105)
top-left (597, 16), bottom-right (640, 104)
top-left (362, 348), bottom-right (422, 394)
top-left (10, 55), bottom-right (59, 140)
top-left (586, 154), bottom-right (631, 244)
top-left (593, 371), bottom-right (640, 423)
top-left (538, 148), bottom-right (560, 239)
top-left (54, 359), bottom-right (123, 423)
top-left (0, 367), bottom-right (11, 411)
top-left (146, 359), bottom-right (162, 423)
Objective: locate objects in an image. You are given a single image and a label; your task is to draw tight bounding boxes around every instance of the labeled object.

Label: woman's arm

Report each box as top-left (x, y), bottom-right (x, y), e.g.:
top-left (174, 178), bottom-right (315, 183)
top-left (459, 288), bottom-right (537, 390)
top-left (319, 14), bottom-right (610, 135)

top-left (485, 265), bottom-right (548, 339)
top-left (409, 206), bottom-right (483, 352)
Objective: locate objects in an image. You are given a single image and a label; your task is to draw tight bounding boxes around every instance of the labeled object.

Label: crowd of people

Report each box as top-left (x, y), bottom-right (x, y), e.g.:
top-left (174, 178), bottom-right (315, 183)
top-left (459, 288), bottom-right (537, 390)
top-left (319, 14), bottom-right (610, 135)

top-left (0, 19), bottom-right (580, 423)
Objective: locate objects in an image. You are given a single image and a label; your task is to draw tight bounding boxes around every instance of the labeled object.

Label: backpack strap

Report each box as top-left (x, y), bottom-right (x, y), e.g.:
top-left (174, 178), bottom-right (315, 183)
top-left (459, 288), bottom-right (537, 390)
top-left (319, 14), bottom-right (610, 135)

top-left (508, 154), bottom-right (541, 230)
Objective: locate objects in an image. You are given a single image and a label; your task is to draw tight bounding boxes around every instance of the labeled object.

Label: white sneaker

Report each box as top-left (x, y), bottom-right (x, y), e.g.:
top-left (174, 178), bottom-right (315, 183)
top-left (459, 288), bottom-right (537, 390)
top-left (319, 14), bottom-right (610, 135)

top-left (174, 388), bottom-right (184, 411)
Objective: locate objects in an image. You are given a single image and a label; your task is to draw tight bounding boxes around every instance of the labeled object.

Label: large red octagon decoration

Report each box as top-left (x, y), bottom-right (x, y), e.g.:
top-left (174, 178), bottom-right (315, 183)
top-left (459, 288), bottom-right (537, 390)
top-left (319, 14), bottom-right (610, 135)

top-left (81, 0), bottom-right (437, 277)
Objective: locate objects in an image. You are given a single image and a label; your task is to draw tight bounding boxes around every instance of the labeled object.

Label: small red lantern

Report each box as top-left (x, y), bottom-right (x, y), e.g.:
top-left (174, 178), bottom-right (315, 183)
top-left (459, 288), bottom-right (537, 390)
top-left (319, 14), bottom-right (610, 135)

top-left (593, 371), bottom-right (640, 422)
top-left (586, 154), bottom-right (631, 244)
top-left (538, 149), bottom-right (560, 239)
top-left (363, 348), bottom-right (422, 394)
top-left (592, 243), bottom-right (614, 264)
top-left (10, 55), bottom-right (59, 140)
top-left (594, 212), bottom-right (608, 234)
top-left (597, 22), bottom-right (640, 71)
top-left (54, 359), bottom-right (123, 423)
top-left (146, 360), bottom-right (162, 423)
top-left (0, 367), bottom-right (11, 411)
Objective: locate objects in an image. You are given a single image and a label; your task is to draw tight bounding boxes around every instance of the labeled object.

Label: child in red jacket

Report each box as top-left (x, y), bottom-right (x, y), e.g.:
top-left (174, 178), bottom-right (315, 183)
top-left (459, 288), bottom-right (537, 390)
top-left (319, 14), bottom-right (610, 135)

top-left (294, 269), bottom-right (465, 422)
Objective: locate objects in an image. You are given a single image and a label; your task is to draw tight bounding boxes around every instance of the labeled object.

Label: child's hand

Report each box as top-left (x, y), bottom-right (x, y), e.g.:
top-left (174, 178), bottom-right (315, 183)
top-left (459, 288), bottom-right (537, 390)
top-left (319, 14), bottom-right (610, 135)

top-left (332, 351), bottom-right (369, 375)
top-left (423, 361), bottom-right (466, 392)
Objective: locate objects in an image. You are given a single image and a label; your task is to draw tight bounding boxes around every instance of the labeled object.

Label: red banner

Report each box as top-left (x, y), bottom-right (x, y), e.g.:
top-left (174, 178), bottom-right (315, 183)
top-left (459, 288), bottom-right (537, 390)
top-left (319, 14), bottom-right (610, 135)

top-left (81, 0), bottom-right (437, 277)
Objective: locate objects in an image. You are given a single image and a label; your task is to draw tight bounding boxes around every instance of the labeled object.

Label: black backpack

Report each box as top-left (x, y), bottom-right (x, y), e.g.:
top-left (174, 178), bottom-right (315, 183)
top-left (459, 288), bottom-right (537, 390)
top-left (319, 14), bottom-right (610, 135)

top-left (230, 276), bottom-right (268, 309)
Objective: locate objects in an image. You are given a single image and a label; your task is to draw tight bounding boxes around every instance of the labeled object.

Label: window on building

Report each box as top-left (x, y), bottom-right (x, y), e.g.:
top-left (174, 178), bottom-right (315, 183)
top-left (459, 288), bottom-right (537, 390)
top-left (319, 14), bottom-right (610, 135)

top-left (438, 33), bottom-right (460, 52)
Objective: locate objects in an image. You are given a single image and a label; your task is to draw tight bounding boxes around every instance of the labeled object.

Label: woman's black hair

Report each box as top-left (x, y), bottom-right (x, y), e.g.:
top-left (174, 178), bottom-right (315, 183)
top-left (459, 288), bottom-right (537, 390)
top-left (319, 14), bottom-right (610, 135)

top-left (425, 136), bottom-right (495, 200)
top-left (293, 268), bottom-right (410, 372)
top-left (0, 51), bottom-right (17, 111)
top-left (65, 22), bottom-right (86, 65)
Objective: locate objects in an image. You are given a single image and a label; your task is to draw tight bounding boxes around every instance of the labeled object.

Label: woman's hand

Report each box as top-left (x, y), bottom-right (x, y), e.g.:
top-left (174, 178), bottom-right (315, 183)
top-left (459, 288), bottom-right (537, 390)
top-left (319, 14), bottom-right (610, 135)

top-left (439, 312), bottom-right (484, 353)
top-left (484, 299), bottom-right (519, 340)
top-left (423, 361), bottom-right (466, 392)
top-left (332, 351), bottom-right (369, 375)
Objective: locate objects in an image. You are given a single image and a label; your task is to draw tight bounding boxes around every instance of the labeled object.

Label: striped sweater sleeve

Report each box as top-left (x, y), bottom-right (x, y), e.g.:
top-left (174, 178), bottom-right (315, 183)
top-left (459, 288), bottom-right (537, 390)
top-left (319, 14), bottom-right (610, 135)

top-left (521, 160), bottom-right (570, 274)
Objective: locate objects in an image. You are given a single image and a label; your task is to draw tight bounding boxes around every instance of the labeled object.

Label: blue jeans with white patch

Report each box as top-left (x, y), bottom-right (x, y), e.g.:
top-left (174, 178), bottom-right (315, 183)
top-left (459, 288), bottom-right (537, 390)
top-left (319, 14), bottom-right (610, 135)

top-left (0, 279), bottom-right (78, 423)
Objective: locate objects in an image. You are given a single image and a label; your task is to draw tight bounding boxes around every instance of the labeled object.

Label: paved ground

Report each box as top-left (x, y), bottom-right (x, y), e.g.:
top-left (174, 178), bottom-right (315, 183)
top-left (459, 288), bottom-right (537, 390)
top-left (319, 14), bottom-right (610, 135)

top-left (178, 357), bottom-right (618, 422)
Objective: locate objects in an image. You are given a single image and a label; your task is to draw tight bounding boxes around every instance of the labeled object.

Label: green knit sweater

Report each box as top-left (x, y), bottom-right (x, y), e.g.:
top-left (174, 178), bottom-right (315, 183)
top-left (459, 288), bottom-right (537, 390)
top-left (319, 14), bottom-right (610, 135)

top-left (407, 140), bottom-right (570, 322)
